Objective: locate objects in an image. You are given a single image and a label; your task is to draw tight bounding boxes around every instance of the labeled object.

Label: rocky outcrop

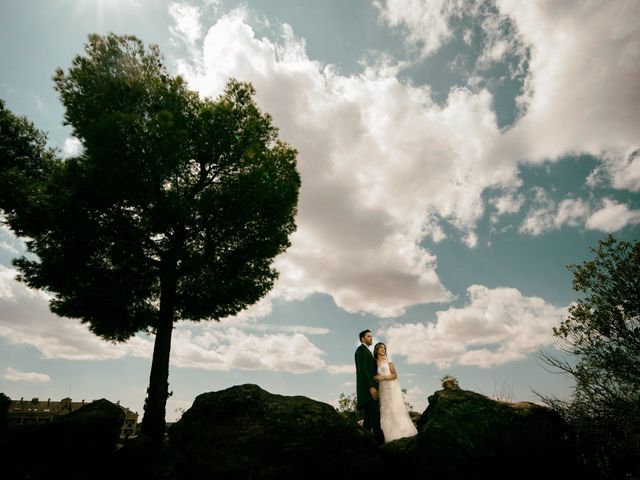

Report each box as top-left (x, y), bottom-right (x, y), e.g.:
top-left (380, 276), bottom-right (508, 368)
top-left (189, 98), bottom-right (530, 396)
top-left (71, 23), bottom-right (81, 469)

top-left (381, 387), bottom-right (582, 477)
top-left (0, 393), bottom-right (10, 432)
top-left (1, 385), bottom-right (587, 479)
top-left (169, 384), bottom-right (380, 479)
top-left (0, 398), bottom-right (124, 479)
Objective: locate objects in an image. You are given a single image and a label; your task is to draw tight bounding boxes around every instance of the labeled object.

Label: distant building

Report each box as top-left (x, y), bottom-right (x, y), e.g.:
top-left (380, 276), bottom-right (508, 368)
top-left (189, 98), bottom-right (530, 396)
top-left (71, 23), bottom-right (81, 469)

top-left (7, 397), bottom-right (138, 444)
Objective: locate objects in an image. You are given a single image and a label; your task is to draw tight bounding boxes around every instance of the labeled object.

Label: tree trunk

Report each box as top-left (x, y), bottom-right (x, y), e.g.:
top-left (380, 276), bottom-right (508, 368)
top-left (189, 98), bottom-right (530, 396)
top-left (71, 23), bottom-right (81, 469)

top-left (140, 253), bottom-right (178, 444)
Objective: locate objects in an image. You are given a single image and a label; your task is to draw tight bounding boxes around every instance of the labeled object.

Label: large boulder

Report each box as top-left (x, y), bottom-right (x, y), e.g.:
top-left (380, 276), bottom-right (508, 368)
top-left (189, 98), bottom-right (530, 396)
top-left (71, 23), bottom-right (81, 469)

top-left (169, 384), bottom-right (380, 479)
top-left (381, 387), bottom-right (582, 477)
top-left (0, 393), bottom-right (10, 432)
top-left (0, 398), bottom-right (124, 479)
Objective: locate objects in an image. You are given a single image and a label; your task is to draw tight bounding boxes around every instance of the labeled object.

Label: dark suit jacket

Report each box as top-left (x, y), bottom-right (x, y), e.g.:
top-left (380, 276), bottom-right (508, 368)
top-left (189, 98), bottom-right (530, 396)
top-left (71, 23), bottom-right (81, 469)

top-left (355, 343), bottom-right (378, 409)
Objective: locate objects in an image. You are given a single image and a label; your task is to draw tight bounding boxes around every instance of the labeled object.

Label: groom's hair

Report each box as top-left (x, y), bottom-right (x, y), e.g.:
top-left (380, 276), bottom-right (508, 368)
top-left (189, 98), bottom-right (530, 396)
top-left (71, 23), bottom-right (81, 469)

top-left (359, 329), bottom-right (371, 341)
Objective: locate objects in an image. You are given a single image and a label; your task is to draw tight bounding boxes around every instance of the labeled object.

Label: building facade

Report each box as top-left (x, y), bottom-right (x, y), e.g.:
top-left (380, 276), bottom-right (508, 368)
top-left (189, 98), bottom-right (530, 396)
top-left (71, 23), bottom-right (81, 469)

top-left (7, 397), bottom-right (138, 443)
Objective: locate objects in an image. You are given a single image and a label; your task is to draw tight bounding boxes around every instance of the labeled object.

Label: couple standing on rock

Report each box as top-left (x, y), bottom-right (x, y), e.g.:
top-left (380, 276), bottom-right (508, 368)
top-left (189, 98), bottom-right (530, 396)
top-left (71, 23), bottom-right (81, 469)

top-left (355, 329), bottom-right (418, 445)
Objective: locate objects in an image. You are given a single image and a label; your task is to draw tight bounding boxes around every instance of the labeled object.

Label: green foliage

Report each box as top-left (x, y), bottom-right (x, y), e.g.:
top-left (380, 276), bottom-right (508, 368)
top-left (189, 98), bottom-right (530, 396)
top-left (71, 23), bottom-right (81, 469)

top-left (0, 33), bottom-right (300, 443)
top-left (336, 388), bottom-right (416, 424)
top-left (1, 33), bottom-right (299, 338)
top-left (440, 373), bottom-right (460, 390)
top-left (0, 100), bottom-right (58, 236)
top-left (538, 235), bottom-right (640, 478)
top-left (336, 392), bottom-right (360, 423)
top-left (337, 392), bottom-right (357, 413)
top-left (400, 387), bottom-right (414, 412)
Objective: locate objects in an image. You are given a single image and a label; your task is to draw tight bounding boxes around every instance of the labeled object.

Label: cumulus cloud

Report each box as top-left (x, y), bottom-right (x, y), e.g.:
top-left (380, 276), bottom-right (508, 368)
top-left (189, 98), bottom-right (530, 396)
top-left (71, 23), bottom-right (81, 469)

top-left (403, 385), bottom-right (427, 412)
top-left (519, 190), bottom-right (639, 235)
top-left (378, 0), bottom-right (640, 193)
top-left (326, 364), bottom-right (356, 374)
top-left (0, 266), bottom-right (326, 373)
top-left (519, 188), bottom-right (591, 235)
top-left (0, 224), bottom-right (24, 257)
top-left (173, 8), bottom-right (540, 317)
top-left (586, 198), bottom-right (640, 232)
top-left (498, 0), bottom-right (640, 179)
top-left (204, 0), bottom-right (222, 10)
top-left (374, 0), bottom-right (462, 58)
top-left (171, 326), bottom-right (325, 373)
top-left (491, 192), bottom-right (525, 217)
top-left (380, 285), bottom-right (568, 368)
top-left (0, 266), bottom-right (137, 361)
top-left (4, 367), bottom-right (50, 383)
top-left (594, 150), bottom-right (640, 192)
top-left (169, 2), bottom-right (203, 45)
top-left (489, 190), bottom-right (525, 225)
top-left (376, 0), bottom-right (529, 83)
top-left (166, 2), bottom-right (639, 320)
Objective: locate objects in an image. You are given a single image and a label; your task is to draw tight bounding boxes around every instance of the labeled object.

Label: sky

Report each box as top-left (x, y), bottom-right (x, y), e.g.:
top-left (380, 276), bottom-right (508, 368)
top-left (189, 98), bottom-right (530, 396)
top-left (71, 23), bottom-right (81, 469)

top-left (0, 0), bottom-right (639, 421)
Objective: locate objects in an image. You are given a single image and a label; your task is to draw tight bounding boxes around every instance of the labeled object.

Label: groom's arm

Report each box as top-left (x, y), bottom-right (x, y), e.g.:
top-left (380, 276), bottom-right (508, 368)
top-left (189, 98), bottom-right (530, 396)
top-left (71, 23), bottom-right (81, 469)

top-left (355, 347), bottom-right (377, 390)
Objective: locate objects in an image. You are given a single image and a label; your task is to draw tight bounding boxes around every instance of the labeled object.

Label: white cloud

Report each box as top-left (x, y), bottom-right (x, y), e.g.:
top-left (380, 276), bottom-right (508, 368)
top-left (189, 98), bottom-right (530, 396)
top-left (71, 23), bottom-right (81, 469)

top-left (598, 149), bottom-right (640, 192)
top-left (497, 0), bottom-right (640, 182)
top-left (0, 223), bottom-right (25, 256)
top-left (402, 385), bottom-right (427, 412)
top-left (555, 198), bottom-right (592, 227)
top-left (251, 324), bottom-right (330, 335)
top-left (0, 266), bottom-right (325, 373)
top-left (474, 2), bottom-right (529, 77)
top-left (463, 231), bottom-right (478, 248)
top-left (380, 285), bottom-right (568, 368)
top-left (176, 8), bottom-right (536, 317)
top-left (518, 188), bottom-right (555, 235)
top-left (374, 0), bottom-right (463, 58)
top-left (520, 192), bottom-right (640, 235)
top-left (376, 0), bottom-right (528, 81)
top-left (491, 192), bottom-right (525, 217)
top-left (169, 2), bottom-right (203, 45)
top-left (327, 364), bottom-right (356, 374)
top-left (519, 189), bottom-right (591, 235)
top-left (4, 367), bottom-right (50, 383)
top-left (62, 137), bottom-right (82, 158)
top-left (378, 0), bottom-right (640, 193)
top-left (170, 326), bottom-right (325, 373)
top-left (0, 266), bottom-right (154, 361)
top-left (586, 198), bottom-right (640, 232)
top-left (490, 189), bottom-right (525, 225)
top-left (204, 0), bottom-right (222, 10)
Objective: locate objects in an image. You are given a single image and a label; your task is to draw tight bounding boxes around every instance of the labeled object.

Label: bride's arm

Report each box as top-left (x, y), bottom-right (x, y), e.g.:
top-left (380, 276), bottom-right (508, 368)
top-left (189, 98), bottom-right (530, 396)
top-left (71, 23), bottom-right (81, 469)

top-left (386, 362), bottom-right (398, 381)
top-left (373, 364), bottom-right (385, 382)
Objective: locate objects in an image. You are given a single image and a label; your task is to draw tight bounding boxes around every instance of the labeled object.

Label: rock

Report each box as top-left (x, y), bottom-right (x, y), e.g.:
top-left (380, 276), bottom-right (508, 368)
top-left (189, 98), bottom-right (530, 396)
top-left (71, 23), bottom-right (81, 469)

top-left (0, 398), bottom-right (124, 479)
top-left (111, 433), bottom-right (185, 480)
top-left (0, 393), bottom-right (10, 432)
top-left (169, 384), bottom-right (380, 479)
top-left (381, 387), bottom-right (582, 477)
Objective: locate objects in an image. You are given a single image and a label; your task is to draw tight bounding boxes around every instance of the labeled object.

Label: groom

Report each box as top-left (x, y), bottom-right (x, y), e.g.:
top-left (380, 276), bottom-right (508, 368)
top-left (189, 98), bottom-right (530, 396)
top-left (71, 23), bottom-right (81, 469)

top-left (355, 329), bottom-right (384, 445)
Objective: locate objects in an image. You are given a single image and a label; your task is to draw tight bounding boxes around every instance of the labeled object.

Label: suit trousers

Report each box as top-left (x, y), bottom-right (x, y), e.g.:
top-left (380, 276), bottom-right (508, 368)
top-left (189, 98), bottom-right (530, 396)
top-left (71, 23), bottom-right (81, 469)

top-left (362, 399), bottom-right (384, 445)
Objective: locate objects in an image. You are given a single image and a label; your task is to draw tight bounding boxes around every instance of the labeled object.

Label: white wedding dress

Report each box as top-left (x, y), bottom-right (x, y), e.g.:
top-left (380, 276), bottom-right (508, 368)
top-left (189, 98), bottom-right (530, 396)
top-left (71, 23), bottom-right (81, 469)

top-left (377, 358), bottom-right (418, 443)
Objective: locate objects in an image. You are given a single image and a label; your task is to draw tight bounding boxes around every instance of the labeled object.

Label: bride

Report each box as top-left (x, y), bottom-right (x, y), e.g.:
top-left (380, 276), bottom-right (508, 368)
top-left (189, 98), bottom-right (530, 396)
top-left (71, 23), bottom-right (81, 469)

top-left (373, 342), bottom-right (418, 443)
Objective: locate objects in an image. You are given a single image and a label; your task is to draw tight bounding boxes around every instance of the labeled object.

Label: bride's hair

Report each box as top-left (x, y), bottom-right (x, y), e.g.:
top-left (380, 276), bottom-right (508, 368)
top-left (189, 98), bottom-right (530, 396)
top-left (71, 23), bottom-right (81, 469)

top-left (373, 342), bottom-right (386, 360)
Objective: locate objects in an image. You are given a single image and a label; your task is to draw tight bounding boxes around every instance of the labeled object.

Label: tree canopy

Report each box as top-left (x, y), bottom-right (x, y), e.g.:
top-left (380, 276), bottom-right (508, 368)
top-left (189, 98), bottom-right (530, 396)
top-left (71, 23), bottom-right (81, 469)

top-left (0, 33), bottom-right (300, 443)
top-left (539, 235), bottom-right (639, 477)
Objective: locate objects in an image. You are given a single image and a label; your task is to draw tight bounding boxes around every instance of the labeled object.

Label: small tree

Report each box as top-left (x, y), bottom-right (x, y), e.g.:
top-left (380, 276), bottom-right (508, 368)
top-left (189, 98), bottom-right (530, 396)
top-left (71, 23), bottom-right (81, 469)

top-left (0, 34), bottom-right (300, 445)
top-left (336, 392), bottom-right (360, 423)
top-left (401, 387), bottom-right (414, 412)
top-left (440, 373), bottom-right (460, 390)
top-left (538, 235), bottom-right (640, 477)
